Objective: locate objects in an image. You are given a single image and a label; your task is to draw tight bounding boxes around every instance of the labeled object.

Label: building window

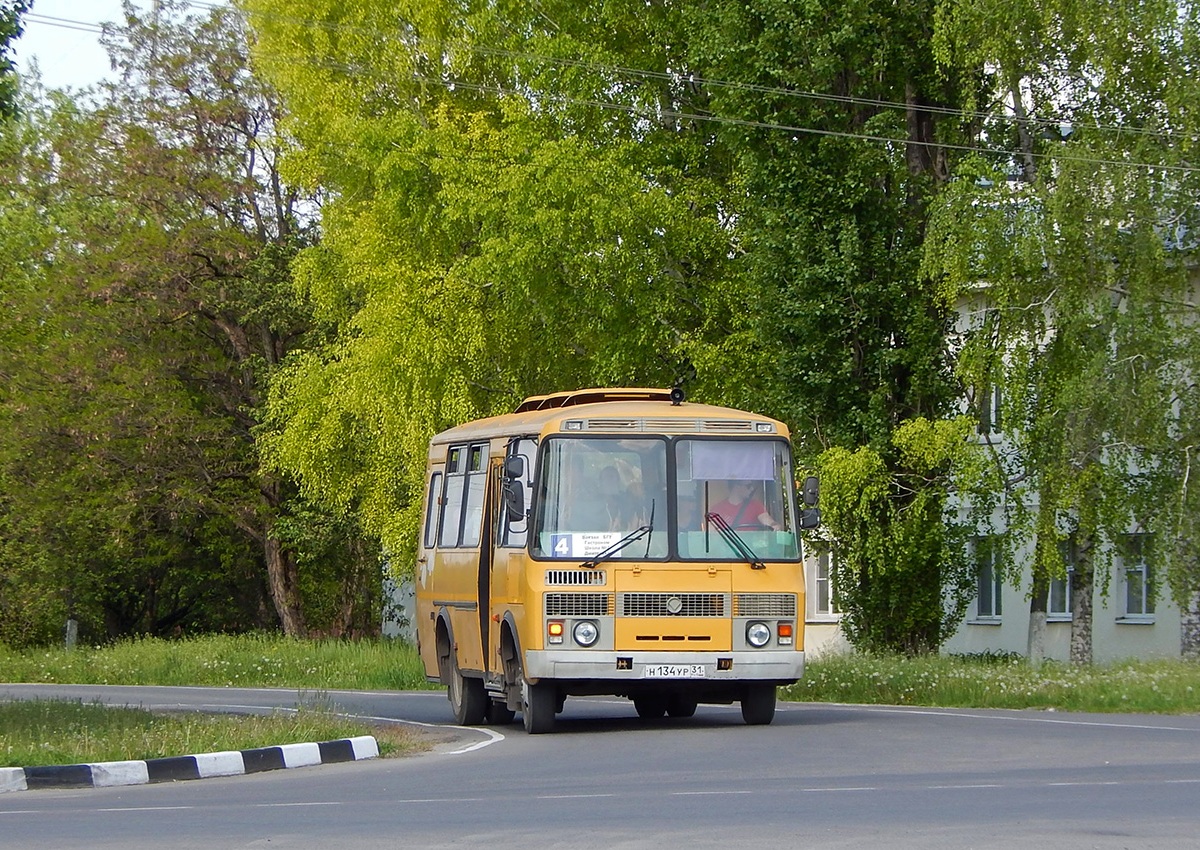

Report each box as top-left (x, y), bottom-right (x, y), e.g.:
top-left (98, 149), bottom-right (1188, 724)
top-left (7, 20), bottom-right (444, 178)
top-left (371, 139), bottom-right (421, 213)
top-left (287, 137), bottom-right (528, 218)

top-left (975, 383), bottom-right (1003, 436)
top-left (808, 542), bottom-right (839, 619)
top-left (1120, 534), bottom-right (1154, 619)
top-left (1048, 538), bottom-right (1074, 621)
top-left (1048, 572), bottom-right (1072, 619)
top-left (974, 536), bottom-right (1002, 619)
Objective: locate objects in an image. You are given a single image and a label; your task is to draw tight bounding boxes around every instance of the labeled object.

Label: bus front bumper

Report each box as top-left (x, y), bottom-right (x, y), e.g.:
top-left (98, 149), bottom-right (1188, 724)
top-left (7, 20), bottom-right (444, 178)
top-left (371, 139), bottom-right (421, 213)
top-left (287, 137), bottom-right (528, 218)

top-left (523, 650), bottom-right (804, 683)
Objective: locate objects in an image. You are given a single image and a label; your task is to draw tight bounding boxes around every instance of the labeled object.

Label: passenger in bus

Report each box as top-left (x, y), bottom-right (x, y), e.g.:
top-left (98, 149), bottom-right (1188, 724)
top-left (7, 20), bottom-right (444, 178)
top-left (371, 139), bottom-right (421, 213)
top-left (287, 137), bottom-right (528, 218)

top-left (575, 466), bottom-right (641, 531)
top-left (707, 480), bottom-right (782, 531)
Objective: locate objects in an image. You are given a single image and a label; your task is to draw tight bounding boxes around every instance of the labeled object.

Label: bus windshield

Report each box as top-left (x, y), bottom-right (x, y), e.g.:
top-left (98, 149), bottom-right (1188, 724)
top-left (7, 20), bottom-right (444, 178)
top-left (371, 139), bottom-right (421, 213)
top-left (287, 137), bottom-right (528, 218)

top-left (530, 435), bottom-right (800, 562)
top-left (675, 438), bottom-right (800, 562)
top-left (532, 437), bottom-right (669, 560)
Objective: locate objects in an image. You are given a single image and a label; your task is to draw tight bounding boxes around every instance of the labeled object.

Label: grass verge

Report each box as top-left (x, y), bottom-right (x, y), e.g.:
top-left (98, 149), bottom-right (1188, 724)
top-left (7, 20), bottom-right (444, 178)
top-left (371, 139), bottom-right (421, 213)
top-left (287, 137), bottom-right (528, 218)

top-left (1, 698), bottom-right (426, 768)
top-left (0, 634), bottom-right (434, 691)
top-left (785, 652), bottom-right (1200, 714)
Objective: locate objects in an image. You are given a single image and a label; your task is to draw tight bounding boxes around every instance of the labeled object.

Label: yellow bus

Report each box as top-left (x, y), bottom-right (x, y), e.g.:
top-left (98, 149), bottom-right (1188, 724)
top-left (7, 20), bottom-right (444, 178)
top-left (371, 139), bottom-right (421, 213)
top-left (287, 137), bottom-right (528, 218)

top-left (414, 388), bottom-right (819, 733)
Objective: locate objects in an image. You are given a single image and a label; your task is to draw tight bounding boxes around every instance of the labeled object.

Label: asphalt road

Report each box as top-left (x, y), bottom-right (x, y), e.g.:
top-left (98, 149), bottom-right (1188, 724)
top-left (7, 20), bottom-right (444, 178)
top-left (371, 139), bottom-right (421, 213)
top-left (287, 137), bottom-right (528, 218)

top-left (1, 683), bottom-right (1198, 849)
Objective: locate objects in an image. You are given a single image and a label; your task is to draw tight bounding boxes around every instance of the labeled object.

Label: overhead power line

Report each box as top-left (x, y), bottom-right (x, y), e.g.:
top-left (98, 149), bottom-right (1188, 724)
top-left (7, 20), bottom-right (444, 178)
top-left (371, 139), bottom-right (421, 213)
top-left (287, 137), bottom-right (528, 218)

top-left (20, 1), bottom-right (1200, 174)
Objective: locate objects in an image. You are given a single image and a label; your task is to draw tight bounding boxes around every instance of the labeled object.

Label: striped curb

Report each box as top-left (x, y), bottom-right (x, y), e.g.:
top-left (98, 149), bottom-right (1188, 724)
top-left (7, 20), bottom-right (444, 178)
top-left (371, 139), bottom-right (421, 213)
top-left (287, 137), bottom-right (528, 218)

top-left (0, 736), bottom-right (379, 793)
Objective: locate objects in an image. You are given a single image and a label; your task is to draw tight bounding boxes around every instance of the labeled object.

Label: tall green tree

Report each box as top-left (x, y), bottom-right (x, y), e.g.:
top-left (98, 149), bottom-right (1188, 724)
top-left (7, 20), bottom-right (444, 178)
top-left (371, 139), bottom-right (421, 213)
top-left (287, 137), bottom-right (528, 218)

top-left (245, 0), bottom-right (746, 560)
top-left (927, 0), bottom-right (1200, 662)
top-left (0, 1), bottom-right (381, 642)
top-left (687, 0), bottom-right (980, 653)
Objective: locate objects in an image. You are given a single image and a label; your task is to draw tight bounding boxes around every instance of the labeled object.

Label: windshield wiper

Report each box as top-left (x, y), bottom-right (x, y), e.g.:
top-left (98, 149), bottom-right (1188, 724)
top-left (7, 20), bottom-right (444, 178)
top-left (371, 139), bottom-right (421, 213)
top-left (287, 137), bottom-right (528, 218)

top-left (579, 523), bottom-right (653, 569)
top-left (704, 512), bottom-right (766, 570)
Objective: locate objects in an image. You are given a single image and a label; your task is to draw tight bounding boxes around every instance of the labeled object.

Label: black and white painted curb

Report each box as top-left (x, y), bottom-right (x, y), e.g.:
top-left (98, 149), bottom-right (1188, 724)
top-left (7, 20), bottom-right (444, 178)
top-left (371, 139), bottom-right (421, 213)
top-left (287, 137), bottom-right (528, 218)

top-left (0, 735), bottom-right (378, 793)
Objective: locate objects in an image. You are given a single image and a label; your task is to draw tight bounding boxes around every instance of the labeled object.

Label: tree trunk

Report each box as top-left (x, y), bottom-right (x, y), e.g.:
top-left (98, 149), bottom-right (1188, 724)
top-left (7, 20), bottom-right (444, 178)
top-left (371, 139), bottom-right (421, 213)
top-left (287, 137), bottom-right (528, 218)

top-left (1069, 533), bottom-right (1095, 666)
top-left (264, 533), bottom-right (307, 638)
top-left (1027, 573), bottom-right (1048, 669)
top-left (1182, 588), bottom-right (1200, 659)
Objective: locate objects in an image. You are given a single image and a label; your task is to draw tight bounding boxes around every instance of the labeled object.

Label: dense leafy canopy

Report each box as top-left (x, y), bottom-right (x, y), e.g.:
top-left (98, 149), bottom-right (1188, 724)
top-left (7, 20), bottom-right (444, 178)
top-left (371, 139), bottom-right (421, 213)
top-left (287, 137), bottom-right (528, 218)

top-left (2, 0), bottom-right (1197, 656)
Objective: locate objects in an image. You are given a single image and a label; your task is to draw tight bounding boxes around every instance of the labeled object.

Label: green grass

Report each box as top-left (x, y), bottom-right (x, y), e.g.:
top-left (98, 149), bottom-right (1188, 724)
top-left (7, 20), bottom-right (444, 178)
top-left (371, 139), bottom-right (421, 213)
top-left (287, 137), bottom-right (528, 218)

top-left (0, 634), bottom-right (435, 691)
top-left (0, 698), bottom-right (426, 767)
top-left (2, 637), bottom-right (1197, 769)
top-left (786, 652), bottom-right (1200, 714)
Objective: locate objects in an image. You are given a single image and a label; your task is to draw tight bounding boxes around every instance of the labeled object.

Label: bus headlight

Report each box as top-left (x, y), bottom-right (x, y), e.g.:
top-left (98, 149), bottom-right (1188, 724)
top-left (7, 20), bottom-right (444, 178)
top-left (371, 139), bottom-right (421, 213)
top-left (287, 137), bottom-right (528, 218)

top-left (572, 620), bottom-right (600, 647)
top-left (746, 622), bottom-right (771, 648)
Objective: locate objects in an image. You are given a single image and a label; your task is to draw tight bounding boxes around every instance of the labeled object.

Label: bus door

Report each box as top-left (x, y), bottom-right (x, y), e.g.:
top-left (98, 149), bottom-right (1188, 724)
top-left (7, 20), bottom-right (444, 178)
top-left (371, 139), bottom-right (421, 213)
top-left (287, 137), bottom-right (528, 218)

top-left (487, 437), bottom-right (535, 690)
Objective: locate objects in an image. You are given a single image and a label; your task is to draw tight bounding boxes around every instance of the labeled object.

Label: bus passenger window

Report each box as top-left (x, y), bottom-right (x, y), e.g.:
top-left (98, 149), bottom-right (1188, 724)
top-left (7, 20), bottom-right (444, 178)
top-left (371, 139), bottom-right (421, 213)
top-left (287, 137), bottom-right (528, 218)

top-left (423, 471), bottom-right (443, 550)
top-left (460, 445), bottom-right (489, 547)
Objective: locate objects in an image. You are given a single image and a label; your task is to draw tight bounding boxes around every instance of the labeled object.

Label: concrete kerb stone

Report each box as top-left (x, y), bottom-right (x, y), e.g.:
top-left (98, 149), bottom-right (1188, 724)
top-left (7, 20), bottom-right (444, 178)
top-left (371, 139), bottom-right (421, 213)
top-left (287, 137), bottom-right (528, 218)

top-left (2, 735), bottom-right (379, 793)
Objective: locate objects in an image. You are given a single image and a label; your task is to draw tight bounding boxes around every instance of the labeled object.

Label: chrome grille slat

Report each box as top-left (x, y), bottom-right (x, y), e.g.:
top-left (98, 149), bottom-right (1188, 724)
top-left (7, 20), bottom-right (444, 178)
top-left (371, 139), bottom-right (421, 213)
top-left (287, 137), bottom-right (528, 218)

top-left (734, 593), bottom-right (797, 617)
top-left (545, 569), bottom-right (607, 586)
top-left (619, 592), bottom-right (728, 617)
top-left (544, 592), bottom-right (613, 617)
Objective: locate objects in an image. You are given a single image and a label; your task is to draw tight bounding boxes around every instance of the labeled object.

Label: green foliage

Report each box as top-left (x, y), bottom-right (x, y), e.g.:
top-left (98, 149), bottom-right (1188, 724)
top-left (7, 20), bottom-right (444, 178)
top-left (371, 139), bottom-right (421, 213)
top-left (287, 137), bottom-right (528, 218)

top-left (246, 0), bottom-right (747, 563)
top-left (925, 0), bottom-right (1200, 659)
top-left (0, 1), bottom-right (382, 642)
top-left (817, 418), bottom-right (979, 654)
top-left (0, 1), bottom-right (27, 118)
top-left (687, 0), bottom-right (976, 653)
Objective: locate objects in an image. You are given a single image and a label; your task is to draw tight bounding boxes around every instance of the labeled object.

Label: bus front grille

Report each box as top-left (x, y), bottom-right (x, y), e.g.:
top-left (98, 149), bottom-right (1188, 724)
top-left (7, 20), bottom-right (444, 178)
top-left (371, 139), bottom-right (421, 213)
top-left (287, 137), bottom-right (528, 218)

top-left (619, 592), bottom-right (728, 618)
top-left (734, 593), bottom-right (798, 617)
top-left (545, 592), bottom-right (613, 617)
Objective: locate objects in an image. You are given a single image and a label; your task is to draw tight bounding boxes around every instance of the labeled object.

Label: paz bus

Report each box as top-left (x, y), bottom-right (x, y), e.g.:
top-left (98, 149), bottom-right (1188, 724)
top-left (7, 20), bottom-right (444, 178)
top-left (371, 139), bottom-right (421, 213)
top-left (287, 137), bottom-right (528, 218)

top-left (414, 387), bottom-right (819, 733)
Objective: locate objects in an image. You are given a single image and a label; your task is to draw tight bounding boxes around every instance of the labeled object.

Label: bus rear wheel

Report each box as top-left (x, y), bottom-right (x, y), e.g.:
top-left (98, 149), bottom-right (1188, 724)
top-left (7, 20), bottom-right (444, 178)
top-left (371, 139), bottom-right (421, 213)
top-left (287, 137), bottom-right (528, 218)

top-left (522, 678), bottom-right (556, 734)
top-left (741, 684), bottom-right (776, 725)
top-left (447, 656), bottom-right (488, 726)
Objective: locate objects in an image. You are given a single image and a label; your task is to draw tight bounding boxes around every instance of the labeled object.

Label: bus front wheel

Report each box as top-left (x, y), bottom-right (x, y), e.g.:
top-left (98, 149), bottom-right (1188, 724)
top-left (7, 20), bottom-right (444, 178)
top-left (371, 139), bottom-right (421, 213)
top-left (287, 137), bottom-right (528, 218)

top-left (447, 656), bottom-right (488, 726)
top-left (741, 684), bottom-right (777, 725)
top-left (522, 678), bottom-right (556, 734)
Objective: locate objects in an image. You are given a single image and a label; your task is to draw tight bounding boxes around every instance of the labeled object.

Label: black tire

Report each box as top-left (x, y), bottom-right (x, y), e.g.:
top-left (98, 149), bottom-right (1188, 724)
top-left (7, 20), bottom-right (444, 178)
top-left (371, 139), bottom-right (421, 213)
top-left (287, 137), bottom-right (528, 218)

top-left (666, 694), bottom-right (698, 718)
top-left (522, 677), bottom-right (557, 734)
top-left (740, 683), bottom-right (777, 725)
top-left (447, 656), bottom-right (488, 726)
top-left (633, 693), bottom-right (668, 719)
top-left (487, 700), bottom-right (516, 725)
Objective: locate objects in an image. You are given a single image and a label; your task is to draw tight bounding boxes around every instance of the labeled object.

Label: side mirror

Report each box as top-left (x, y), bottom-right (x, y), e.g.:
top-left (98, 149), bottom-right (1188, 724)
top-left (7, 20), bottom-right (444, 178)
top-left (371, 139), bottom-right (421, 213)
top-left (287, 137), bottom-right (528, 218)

top-left (504, 455), bottom-right (525, 479)
top-left (504, 480), bottom-right (526, 525)
top-left (801, 476), bottom-right (819, 507)
top-left (799, 507), bottom-right (821, 530)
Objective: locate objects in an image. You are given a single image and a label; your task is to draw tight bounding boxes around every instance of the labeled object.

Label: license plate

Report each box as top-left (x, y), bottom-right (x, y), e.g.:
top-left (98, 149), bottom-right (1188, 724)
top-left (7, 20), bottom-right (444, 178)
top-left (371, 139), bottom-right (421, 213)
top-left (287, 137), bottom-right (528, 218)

top-left (642, 664), bottom-right (706, 679)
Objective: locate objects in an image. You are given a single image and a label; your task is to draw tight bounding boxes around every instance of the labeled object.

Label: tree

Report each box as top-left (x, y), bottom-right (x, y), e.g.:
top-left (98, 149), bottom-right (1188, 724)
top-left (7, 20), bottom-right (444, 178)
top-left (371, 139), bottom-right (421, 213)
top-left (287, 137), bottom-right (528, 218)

top-left (0, 1), bottom-right (382, 642)
top-left (927, 0), bottom-right (1200, 662)
top-left (244, 0), bottom-right (746, 562)
top-left (686, 0), bottom-right (980, 653)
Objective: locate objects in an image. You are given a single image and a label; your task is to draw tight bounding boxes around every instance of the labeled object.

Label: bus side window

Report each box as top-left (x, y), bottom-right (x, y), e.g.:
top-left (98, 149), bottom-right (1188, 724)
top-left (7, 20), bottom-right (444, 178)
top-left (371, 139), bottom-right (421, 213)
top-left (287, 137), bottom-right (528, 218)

top-left (423, 471), bottom-right (443, 550)
top-left (500, 438), bottom-right (535, 548)
top-left (460, 444), bottom-right (489, 547)
top-left (439, 446), bottom-right (466, 548)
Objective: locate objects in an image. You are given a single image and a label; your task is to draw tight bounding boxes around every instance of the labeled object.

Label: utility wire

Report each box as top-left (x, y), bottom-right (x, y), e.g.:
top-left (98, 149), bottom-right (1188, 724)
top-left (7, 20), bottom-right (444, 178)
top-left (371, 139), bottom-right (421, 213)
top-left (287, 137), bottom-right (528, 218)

top-left (19, 4), bottom-right (1200, 173)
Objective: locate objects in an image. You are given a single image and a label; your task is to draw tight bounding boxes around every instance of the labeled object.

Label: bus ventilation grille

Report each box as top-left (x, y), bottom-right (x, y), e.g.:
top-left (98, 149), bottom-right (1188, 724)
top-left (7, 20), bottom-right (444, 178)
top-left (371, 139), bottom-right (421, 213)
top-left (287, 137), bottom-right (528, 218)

top-left (545, 569), bottom-right (607, 586)
top-left (733, 593), bottom-right (798, 617)
top-left (545, 593), bottom-right (613, 617)
top-left (619, 593), bottom-right (728, 618)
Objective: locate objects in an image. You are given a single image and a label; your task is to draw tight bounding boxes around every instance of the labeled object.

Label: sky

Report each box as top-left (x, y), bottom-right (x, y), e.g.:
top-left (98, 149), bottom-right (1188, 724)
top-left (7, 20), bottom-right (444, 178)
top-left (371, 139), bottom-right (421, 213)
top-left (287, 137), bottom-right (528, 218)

top-left (14, 0), bottom-right (130, 91)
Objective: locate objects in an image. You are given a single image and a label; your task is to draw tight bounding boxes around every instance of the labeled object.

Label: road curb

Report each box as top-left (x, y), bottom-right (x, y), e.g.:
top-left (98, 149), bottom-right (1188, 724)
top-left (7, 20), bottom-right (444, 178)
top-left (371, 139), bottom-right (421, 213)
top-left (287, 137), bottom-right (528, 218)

top-left (0, 736), bottom-right (379, 793)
